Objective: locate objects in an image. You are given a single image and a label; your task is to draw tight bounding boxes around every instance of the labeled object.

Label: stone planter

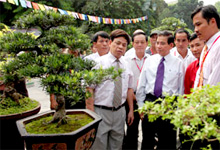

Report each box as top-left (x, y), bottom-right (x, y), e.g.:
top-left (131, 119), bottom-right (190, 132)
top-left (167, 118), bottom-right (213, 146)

top-left (0, 103), bottom-right (41, 150)
top-left (16, 109), bottom-right (102, 150)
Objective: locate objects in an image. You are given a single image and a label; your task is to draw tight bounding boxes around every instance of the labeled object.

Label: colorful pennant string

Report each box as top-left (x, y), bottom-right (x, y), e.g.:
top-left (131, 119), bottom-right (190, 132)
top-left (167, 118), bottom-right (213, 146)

top-left (1, 0), bottom-right (148, 24)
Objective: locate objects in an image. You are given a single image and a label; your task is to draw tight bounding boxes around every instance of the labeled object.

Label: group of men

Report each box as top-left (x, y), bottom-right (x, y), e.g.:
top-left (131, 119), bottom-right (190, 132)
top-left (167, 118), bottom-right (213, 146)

top-left (84, 5), bottom-right (220, 150)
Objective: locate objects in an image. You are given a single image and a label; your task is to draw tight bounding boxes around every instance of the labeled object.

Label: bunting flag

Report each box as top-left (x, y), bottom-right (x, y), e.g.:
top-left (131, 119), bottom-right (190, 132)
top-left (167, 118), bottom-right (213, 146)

top-left (19, 0), bottom-right (26, 8)
top-left (1, 0), bottom-right (148, 25)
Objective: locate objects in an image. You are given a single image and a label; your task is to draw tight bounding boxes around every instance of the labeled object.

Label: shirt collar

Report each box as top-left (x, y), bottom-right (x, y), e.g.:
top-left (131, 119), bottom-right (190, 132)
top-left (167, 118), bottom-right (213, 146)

top-left (174, 48), bottom-right (191, 58)
top-left (206, 31), bottom-right (220, 49)
top-left (108, 52), bottom-right (123, 64)
top-left (131, 52), bottom-right (148, 60)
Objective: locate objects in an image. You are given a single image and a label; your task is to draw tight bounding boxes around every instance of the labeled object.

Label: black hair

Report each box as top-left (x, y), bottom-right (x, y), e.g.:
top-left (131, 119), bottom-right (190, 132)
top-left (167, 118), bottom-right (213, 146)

top-left (191, 5), bottom-right (220, 29)
top-left (189, 33), bottom-right (198, 42)
top-left (110, 29), bottom-right (130, 45)
top-left (174, 28), bottom-right (191, 40)
top-left (158, 30), bottom-right (174, 44)
top-left (132, 32), bottom-right (148, 42)
top-left (92, 31), bottom-right (110, 43)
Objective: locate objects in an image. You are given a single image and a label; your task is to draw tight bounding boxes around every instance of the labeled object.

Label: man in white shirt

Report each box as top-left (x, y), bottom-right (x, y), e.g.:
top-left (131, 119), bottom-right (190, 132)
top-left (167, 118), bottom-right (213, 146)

top-left (192, 5), bottom-right (220, 87)
top-left (86, 29), bottom-right (134, 150)
top-left (123, 31), bottom-right (149, 150)
top-left (136, 31), bottom-right (184, 150)
top-left (124, 29), bottom-right (149, 57)
top-left (84, 31), bottom-right (110, 61)
top-left (192, 5), bottom-right (220, 149)
top-left (171, 29), bottom-right (196, 70)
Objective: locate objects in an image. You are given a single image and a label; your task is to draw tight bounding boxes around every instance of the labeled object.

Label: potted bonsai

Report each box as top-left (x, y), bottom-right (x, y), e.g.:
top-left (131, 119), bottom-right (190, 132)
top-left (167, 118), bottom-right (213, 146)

top-left (138, 84), bottom-right (220, 150)
top-left (0, 23), bottom-right (41, 150)
top-left (0, 10), bottom-right (120, 150)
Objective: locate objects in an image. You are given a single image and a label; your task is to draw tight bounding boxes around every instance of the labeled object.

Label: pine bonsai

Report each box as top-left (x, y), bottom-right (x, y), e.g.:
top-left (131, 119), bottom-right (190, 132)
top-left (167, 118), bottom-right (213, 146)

top-left (0, 10), bottom-right (119, 126)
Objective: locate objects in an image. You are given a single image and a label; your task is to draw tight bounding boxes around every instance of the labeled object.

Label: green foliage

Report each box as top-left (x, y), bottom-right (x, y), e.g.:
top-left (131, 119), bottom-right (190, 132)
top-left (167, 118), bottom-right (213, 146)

top-left (215, 1), bottom-right (220, 16)
top-left (14, 10), bottom-right (77, 31)
top-left (0, 10), bottom-right (120, 111)
top-left (25, 113), bottom-right (93, 134)
top-left (0, 97), bottom-right (39, 115)
top-left (139, 84), bottom-right (220, 149)
top-left (153, 17), bottom-right (193, 33)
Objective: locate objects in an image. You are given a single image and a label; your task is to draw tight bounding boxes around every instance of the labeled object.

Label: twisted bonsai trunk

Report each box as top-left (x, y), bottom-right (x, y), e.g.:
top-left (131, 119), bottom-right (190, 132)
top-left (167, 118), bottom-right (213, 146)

top-left (47, 95), bottom-right (67, 127)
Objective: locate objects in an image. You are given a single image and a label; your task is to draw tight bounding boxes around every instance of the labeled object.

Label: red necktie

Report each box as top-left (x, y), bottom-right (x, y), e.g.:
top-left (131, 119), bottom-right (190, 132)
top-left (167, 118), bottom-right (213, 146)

top-left (198, 45), bottom-right (208, 87)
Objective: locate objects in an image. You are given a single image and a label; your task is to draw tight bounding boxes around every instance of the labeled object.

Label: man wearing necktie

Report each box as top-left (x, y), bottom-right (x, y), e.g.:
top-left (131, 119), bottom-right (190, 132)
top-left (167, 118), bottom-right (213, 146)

top-left (86, 29), bottom-right (134, 150)
top-left (136, 31), bottom-right (184, 150)
top-left (191, 5), bottom-right (220, 150)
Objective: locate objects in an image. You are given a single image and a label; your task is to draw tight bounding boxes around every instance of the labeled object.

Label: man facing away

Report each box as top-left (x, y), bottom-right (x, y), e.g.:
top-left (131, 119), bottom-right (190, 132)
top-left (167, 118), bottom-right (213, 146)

top-left (123, 31), bottom-right (149, 150)
top-left (86, 29), bottom-right (134, 150)
top-left (171, 29), bottom-right (196, 70)
top-left (136, 30), bottom-right (184, 150)
top-left (84, 31), bottom-right (110, 61)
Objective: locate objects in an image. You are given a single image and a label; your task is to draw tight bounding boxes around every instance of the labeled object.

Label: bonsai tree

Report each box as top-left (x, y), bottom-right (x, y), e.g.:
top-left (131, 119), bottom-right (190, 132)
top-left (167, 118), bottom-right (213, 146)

top-left (0, 10), bottom-right (120, 126)
top-left (138, 84), bottom-right (220, 149)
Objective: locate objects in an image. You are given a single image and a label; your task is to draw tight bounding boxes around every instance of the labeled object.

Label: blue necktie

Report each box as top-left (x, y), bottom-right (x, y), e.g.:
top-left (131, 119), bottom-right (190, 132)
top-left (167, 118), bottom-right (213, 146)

top-left (154, 57), bottom-right (165, 97)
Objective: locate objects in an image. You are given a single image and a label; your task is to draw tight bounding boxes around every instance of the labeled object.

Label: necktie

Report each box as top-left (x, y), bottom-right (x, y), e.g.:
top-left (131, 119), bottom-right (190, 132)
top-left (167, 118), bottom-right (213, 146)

top-left (198, 45), bottom-right (208, 88)
top-left (113, 60), bottom-right (122, 108)
top-left (154, 57), bottom-right (165, 97)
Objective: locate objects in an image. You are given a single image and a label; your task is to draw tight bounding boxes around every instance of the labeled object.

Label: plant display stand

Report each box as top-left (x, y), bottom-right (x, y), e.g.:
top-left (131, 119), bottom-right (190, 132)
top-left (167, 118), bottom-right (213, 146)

top-left (16, 109), bottom-right (102, 150)
top-left (0, 103), bottom-right (41, 150)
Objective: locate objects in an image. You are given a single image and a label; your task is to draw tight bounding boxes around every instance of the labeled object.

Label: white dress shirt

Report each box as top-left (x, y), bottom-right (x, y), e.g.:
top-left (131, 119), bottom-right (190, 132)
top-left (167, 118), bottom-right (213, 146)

top-left (194, 31), bottom-right (220, 87)
top-left (124, 47), bottom-right (150, 57)
top-left (125, 53), bottom-right (149, 92)
top-left (91, 52), bottom-right (134, 107)
top-left (171, 47), bottom-right (196, 70)
top-left (136, 53), bottom-right (185, 107)
top-left (84, 52), bottom-right (101, 62)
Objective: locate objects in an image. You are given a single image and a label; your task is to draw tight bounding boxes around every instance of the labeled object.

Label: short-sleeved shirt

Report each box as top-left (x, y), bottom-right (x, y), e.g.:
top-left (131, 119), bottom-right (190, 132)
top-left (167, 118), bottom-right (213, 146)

top-left (125, 53), bottom-right (149, 92)
top-left (91, 52), bottom-right (134, 107)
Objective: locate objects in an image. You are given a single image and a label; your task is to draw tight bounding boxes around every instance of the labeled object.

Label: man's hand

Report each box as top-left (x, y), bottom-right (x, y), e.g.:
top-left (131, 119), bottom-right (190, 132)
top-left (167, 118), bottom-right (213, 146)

top-left (127, 110), bottom-right (134, 126)
top-left (85, 88), bottom-right (95, 112)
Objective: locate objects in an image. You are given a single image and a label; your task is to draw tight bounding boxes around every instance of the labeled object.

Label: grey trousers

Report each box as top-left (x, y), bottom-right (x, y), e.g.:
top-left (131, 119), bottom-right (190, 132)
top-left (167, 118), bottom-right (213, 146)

top-left (91, 106), bottom-right (126, 150)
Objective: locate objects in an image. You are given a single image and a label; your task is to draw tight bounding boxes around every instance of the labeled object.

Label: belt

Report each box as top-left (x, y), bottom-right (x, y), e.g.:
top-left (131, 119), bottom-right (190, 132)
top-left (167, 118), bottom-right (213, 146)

top-left (94, 103), bottom-right (125, 111)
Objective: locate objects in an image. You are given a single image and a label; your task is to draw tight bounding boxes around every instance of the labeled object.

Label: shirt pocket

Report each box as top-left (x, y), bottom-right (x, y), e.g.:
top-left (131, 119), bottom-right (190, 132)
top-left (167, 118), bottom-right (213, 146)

top-left (166, 69), bottom-right (180, 86)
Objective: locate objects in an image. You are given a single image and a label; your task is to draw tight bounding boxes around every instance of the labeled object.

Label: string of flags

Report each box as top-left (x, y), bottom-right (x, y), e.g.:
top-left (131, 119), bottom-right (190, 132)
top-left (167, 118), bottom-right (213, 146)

top-left (0, 0), bottom-right (148, 24)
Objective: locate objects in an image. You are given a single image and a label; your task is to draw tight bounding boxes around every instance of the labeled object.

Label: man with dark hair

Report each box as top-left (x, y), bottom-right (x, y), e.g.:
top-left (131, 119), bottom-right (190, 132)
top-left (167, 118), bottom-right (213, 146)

top-left (136, 30), bottom-right (184, 149)
top-left (84, 31), bottom-right (110, 61)
top-left (146, 30), bottom-right (159, 55)
top-left (123, 31), bottom-right (149, 150)
top-left (191, 5), bottom-right (220, 149)
top-left (171, 28), bottom-right (196, 70)
top-left (192, 5), bottom-right (220, 87)
top-left (124, 29), bottom-right (148, 57)
top-left (184, 33), bottom-right (205, 94)
top-left (86, 29), bottom-right (134, 150)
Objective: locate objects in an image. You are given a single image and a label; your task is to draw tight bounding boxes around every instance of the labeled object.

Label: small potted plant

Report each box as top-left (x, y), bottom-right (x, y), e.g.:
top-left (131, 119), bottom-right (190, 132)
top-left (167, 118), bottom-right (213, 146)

top-left (1, 10), bottom-right (120, 150)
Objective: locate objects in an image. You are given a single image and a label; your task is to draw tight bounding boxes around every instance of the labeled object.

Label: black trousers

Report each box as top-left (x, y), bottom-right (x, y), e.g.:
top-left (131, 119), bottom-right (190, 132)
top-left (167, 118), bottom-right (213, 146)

top-left (141, 94), bottom-right (176, 150)
top-left (123, 100), bottom-right (140, 150)
top-left (180, 115), bottom-right (220, 150)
